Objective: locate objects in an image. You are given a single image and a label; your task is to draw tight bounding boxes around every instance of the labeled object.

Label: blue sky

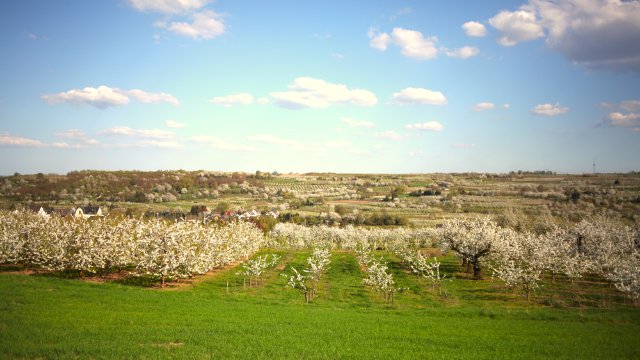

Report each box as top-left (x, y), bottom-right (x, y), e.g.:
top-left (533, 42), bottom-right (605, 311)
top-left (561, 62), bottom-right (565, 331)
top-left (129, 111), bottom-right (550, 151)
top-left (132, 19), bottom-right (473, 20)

top-left (1, 0), bottom-right (639, 174)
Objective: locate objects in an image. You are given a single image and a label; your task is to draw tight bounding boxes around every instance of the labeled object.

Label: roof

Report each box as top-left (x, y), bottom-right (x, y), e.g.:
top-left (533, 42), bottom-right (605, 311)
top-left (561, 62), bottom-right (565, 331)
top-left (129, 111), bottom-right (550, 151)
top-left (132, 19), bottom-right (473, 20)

top-left (79, 206), bottom-right (101, 215)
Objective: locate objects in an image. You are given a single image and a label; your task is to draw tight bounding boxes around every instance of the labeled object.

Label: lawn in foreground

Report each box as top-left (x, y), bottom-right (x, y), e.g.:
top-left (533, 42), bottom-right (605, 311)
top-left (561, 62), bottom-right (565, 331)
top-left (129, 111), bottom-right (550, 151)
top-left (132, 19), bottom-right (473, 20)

top-left (1, 252), bottom-right (639, 359)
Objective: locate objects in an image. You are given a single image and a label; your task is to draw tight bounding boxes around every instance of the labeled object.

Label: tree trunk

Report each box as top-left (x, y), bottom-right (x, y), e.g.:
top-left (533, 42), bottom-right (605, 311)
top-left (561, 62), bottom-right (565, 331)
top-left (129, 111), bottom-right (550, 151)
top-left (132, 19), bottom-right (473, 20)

top-left (161, 273), bottom-right (165, 288)
top-left (472, 260), bottom-right (481, 279)
top-left (466, 260), bottom-right (472, 273)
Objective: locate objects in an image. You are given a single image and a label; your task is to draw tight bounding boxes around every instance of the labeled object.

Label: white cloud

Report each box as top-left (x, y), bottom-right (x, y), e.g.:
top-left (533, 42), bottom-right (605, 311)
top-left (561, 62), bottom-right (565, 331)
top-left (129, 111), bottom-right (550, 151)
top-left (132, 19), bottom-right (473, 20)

top-left (462, 21), bottom-right (487, 37)
top-left (210, 93), bottom-right (254, 107)
top-left (443, 46), bottom-right (479, 59)
top-left (167, 10), bottom-right (225, 40)
top-left (489, 9), bottom-right (545, 46)
top-left (473, 102), bottom-right (496, 112)
top-left (489, 1), bottom-right (640, 72)
top-left (503, 103), bottom-right (511, 109)
top-left (606, 112), bottom-right (640, 127)
top-left (165, 120), bottom-right (187, 128)
top-left (391, 28), bottom-right (439, 60)
top-left (375, 131), bottom-right (405, 141)
top-left (0, 133), bottom-right (46, 147)
top-left (392, 87), bottom-right (447, 106)
top-left (271, 77), bottom-right (377, 109)
top-left (127, 89), bottom-right (180, 106)
top-left (370, 27), bottom-right (479, 61)
top-left (368, 27), bottom-right (438, 59)
top-left (99, 126), bottom-right (175, 140)
top-left (54, 129), bottom-right (98, 145)
top-left (42, 86), bottom-right (129, 109)
top-left (191, 135), bottom-right (255, 152)
top-left (406, 121), bottom-right (444, 132)
top-left (341, 117), bottom-right (374, 128)
top-left (42, 86), bottom-right (179, 109)
top-left (128, 0), bottom-right (209, 14)
top-left (531, 103), bottom-right (569, 116)
top-left (368, 28), bottom-right (391, 50)
top-left (256, 97), bottom-right (270, 105)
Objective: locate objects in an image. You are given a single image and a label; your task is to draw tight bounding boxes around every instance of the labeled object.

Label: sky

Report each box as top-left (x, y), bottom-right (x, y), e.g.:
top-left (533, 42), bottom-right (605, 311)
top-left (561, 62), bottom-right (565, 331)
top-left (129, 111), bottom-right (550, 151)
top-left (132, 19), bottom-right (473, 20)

top-left (0, 0), bottom-right (639, 175)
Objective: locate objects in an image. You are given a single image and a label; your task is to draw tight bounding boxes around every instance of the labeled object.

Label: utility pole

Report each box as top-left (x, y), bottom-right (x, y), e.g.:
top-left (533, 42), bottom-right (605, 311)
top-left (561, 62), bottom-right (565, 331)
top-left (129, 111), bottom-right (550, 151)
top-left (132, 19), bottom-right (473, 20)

top-left (593, 160), bottom-right (596, 174)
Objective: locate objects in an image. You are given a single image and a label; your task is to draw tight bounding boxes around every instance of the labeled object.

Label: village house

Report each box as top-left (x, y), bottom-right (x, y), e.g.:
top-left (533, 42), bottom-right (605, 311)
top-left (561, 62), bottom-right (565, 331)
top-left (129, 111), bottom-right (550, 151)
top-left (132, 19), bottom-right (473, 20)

top-left (73, 206), bottom-right (104, 220)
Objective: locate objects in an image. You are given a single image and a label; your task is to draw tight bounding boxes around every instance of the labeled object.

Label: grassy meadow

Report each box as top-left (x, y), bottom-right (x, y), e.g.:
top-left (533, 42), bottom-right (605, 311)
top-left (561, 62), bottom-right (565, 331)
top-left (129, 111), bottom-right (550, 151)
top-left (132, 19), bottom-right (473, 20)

top-left (1, 250), bottom-right (639, 359)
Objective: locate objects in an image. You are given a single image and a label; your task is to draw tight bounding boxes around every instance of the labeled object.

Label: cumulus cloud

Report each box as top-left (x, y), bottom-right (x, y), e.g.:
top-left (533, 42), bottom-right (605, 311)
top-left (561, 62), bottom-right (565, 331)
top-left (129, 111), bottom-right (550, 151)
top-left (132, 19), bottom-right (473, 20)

top-left (462, 21), bottom-right (487, 37)
top-left (341, 117), bottom-right (374, 128)
top-left (489, 0), bottom-right (640, 72)
top-left (489, 9), bottom-right (544, 46)
top-left (369, 31), bottom-right (391, 51)
top-left (42, 86), bottom-right (179, 109)
top-left (42, 86), bottom-right (129, 109)
top-left (165, 120), bottom-right (187, 128)
top-left (128, 0), bottom-right (209, 14)
top-left (98, 126), bottom-right (175, 140)
top-left (191, 135), bottom-right (255, 152)
top-left (390, 28), bottom-right (439, 60)
top-left (165, 10), bottom-right (225, 40)
top-left (210, 93), bottom-right (254, 107)
top-left (604, 112), bottom-right (640, 127)
top-left (443, 46), bottom-right (479, 59)
top-left (126, 89), bottom-right (180, 106)
top-left (370, 27), bottom-right (480, 61)
top-left (270, 77), bottom-right (377, 109)
top-left (375, 131), bottom-right (405, 141)
top-left (392, 87), bottom-right (447, 106)
top-left (405, 121), bottom-right (444, 132)
top-left (0, 133), bottom-right (46, 147)
top-left (531, 103), bottom-right (569, 116)
top-left (473, 102), bottom-right (496, 112)
top-left (369, 27), bottom-right (439, 60)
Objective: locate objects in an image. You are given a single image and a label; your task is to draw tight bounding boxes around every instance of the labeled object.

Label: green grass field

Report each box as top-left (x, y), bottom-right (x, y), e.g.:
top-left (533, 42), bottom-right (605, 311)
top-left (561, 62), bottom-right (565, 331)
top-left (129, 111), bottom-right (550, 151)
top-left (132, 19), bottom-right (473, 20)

top-left (1, 251), bottom-right (639, 359)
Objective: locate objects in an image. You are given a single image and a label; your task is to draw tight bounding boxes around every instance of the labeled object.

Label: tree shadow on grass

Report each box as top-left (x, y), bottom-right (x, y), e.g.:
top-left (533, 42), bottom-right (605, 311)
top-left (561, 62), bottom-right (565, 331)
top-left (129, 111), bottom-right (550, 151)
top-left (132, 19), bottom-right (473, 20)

top-left (113, 275), bottom-right (161, 288)
top-left (0, 264), bottom-right (26, 272)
